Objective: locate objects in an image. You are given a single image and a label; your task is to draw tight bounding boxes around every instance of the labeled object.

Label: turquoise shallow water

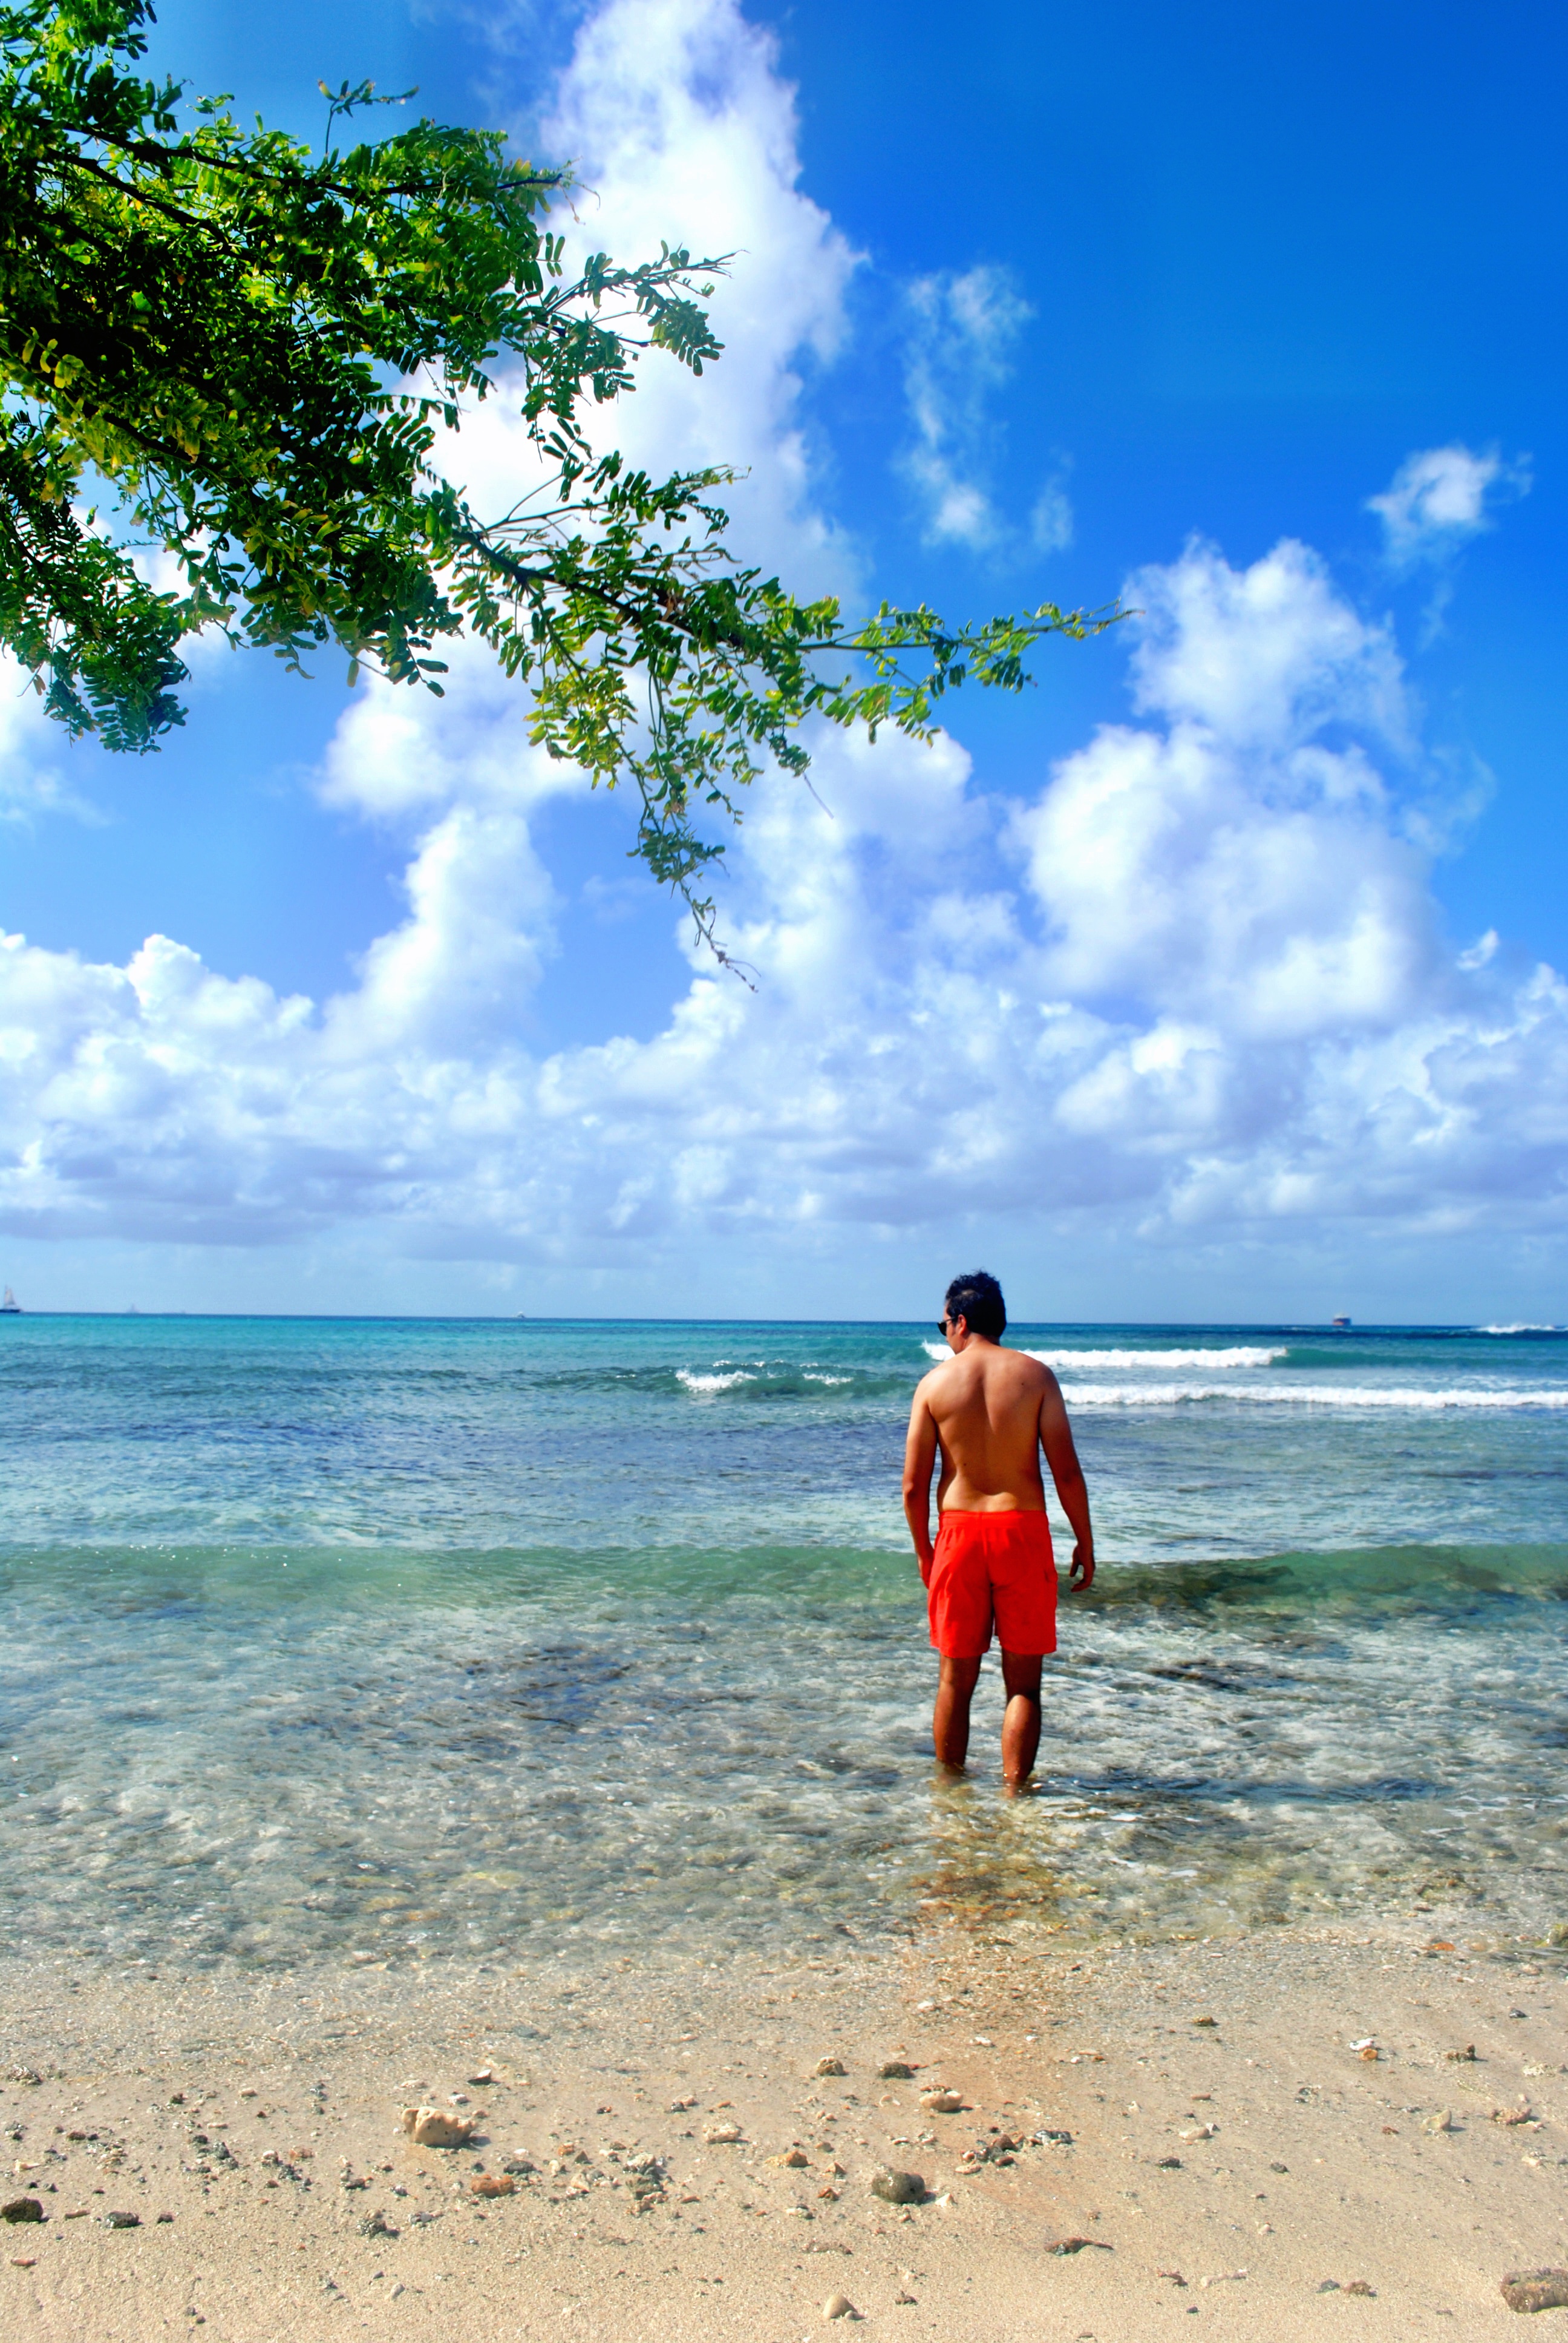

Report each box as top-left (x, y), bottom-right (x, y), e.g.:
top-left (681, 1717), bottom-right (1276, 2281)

top-left (2, 1315), bottom-right (1566, 1969)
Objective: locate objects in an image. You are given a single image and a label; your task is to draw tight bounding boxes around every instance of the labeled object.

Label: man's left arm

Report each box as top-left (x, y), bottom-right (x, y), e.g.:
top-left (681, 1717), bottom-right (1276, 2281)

top-left (901, 1383), bottom-right (939, 1584)
top-left (1040, 1372), bottom-right (1096, 1590)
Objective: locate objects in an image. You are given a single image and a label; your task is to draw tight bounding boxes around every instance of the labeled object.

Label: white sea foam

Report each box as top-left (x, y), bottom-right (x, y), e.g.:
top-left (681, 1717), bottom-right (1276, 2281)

top-left (1479, 1324), bottom-right (1564, 1335)
top-left (1028, 1346), bottom-right (1288, 1371)
top-left (921, 1341), bottom-right (1288, 1369)
top-left (676, 1368), bottom-right (755, 1395)
top-left (1060, 1380), bottom-right (1568, 1411)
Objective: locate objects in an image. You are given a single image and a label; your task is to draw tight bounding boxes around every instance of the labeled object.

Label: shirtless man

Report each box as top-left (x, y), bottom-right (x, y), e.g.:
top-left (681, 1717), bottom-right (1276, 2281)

top-left (902, 1270), bottom-right (1095, 1789)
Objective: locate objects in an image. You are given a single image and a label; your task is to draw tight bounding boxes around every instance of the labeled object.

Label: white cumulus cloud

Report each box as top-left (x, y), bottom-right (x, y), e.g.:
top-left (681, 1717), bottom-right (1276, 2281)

top-left (1368, 442), bottom-right (1530, 571)
top-left (4, 529), bottom-right (1566, 1294)
top-left (900, 264), bottom-right (1045, 551)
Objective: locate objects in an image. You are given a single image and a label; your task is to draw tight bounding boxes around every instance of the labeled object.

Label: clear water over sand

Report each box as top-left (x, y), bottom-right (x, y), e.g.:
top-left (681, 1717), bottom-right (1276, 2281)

top-left (2, 1315), bottom-right (1566, 1969)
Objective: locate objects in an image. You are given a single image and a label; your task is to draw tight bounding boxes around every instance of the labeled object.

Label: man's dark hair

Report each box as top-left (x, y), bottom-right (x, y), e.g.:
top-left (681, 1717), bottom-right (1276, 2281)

top-left (946, 1270), bottom-right (1006, 1342)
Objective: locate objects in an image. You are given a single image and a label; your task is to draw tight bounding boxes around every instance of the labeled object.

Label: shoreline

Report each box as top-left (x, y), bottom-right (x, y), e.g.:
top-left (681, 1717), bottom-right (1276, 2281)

top-left (4, 1919), bottom-right (1564, 2338)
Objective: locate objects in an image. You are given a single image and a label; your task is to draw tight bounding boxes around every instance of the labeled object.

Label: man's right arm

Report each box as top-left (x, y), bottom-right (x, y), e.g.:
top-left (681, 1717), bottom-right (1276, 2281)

top-left (1039, 1372), bottom-right (1095, 1590)
top-left (901, 1380), bottom-right (939, 1584)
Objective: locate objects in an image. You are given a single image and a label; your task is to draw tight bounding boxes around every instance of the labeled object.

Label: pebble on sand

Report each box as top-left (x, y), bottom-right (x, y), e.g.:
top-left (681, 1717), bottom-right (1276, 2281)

top-left (824, 2293), bottom-right (856, 2319)
top-left (400, 2106), bottom-right (475, 2149)
top-left (103, 2210), bottom-right (141, 2229)
top-left (1422, 2109), bottom-right (1457, 2134)
top-left (878, 2062), bottom-right (916, 2080)
top-left (704, 2123), bottom-right (743, 2145)
top-left (920, 2090), bottom-right (963, 2115)
top-left (814, 2059), bottom-right (847, 2078)
top-left (870, 2168), bottom-right (924, 2205)
top-left (471, 2174), bottom-right (515, 2197)
top-left (1501, 2270), bottom-right (1568, 2314)
top-left (773, 2149), bottom-right (810, 2169)
top-left (1191, 2016), bottom-right (1218, 2028)
top-left (1, 2198), bottom-right (43, 2224)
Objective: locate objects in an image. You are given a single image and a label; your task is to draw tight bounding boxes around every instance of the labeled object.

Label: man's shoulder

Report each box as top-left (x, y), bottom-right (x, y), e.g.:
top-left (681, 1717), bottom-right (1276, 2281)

top-left (989, 1345), bottom-right (1058, 1395)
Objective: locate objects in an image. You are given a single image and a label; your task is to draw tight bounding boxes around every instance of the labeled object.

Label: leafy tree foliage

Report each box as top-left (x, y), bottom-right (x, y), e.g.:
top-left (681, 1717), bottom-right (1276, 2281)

top-left (0, 1), bottom-right (1114, 949)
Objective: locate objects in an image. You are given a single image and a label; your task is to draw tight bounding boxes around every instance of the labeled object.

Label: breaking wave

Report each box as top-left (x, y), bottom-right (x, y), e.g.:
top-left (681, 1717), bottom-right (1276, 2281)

top-left (1028, 1345), bottom-right (1288, 1371)
top-left (1061, 1380), bottom-right (1568, 1411)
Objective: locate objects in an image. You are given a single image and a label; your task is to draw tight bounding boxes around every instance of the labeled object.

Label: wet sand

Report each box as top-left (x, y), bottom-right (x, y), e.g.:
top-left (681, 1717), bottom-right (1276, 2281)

top-left (3, 1918), bottom-right (1565, 2339)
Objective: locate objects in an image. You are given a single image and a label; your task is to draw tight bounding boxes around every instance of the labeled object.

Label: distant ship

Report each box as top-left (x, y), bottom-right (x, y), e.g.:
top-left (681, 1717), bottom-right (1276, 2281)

top-left (1, 1286), bottom-right (18, 1314)
top-left (1331, 1314), bottom-right (1351, 1329)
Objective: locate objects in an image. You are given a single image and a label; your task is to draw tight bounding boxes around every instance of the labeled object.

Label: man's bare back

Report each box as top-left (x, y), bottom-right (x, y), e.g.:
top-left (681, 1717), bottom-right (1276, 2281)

top-left (903, 1271), bottom-right (1095, 1787)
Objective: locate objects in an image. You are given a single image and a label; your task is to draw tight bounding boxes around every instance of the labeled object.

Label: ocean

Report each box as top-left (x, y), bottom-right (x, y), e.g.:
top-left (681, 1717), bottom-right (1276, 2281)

top-left (2, 1315), bottom-right (1566, 1974)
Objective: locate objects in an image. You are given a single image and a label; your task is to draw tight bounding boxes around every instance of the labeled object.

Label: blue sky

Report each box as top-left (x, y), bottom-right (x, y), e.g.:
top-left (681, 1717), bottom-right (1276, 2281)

top-left (1, 0), bottom-right (1564, 1318)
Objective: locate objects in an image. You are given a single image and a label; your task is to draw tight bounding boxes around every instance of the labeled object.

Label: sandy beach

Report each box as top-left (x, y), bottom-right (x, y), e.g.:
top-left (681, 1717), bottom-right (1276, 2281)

top-left (4, 1914), bottom-right (1565, 2341)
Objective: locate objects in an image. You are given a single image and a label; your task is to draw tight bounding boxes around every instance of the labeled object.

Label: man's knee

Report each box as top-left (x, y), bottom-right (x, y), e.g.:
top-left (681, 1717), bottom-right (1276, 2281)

top-left (1000, 1651), bottom-right (1043, 1703)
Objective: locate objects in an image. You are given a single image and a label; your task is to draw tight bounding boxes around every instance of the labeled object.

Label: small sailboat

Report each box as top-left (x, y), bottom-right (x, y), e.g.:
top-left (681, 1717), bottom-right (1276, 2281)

top-left (1, 1286), bottom-right (19, 1314)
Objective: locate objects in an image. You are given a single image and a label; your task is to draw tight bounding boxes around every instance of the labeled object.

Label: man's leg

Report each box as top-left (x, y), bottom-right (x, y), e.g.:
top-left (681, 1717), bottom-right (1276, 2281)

top-left (999, 1650), bottom-right (1043, 1789)
top-left (933, 1656), bottom-right (983, 1770)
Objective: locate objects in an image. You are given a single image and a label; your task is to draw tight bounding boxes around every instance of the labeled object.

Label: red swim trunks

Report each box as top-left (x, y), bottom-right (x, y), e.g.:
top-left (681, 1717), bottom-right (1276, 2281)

top-left (927, 1508), bottom-right (1057, 1658)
